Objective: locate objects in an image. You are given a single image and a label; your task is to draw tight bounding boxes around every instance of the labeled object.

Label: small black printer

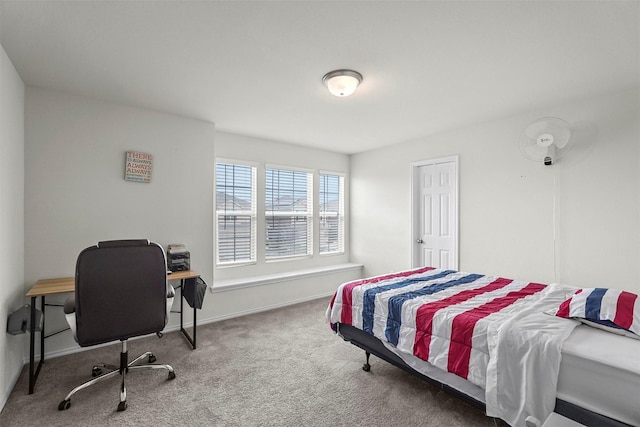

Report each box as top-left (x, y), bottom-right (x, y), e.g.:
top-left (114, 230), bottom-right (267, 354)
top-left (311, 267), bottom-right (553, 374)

top-left (167, 244), bottom-right (190, 272)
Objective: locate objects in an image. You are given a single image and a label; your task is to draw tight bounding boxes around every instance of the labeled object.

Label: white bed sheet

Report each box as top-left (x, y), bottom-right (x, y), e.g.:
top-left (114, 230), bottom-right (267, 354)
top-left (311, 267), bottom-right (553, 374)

top-left (556, 324), bottom-right (640, 426)
top-left (379, 320), bottom-right (640, 426)
top-left (484, 285), bottom-right (578, 427)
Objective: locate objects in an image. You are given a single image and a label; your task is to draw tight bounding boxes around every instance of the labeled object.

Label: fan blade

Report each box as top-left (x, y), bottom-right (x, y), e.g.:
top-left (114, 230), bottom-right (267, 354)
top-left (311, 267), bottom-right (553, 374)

top-left (553, 126), bottom-right (571, 148)
top-left (524, 121), bottom-right (548, 140)
top-left (523, 144), bottom-right (548, 160)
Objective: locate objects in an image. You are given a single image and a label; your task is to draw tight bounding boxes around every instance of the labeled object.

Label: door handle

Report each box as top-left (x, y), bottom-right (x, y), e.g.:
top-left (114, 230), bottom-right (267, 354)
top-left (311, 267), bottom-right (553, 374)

top-left (416, 239), bottom-right (424, 244)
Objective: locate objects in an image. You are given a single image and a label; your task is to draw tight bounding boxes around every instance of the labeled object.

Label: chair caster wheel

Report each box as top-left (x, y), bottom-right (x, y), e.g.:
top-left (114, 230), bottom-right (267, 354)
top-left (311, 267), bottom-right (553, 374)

top-left (117, 401), bottom-right (127, 412)
top-left (148, 354), bottom-right (156, 363)
top-left (168, 371), bottom-right (176, 380)
top-left (58, 399), bottom-right (71, 411)
top-left (92, 367), bottom-right (102, 377)
top-left (362, 363), bottom-right (371, 372)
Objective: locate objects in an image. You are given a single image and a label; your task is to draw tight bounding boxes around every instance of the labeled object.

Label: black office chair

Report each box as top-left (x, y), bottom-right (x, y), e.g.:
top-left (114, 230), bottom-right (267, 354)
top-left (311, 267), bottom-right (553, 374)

top-left (58, 239), bottom-right (176, 412)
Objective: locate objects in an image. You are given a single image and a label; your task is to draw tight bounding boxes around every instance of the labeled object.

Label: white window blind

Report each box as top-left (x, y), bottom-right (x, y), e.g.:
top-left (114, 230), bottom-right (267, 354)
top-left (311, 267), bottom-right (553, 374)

top-left (216, 162), bottom-right (256, 265)
top-left (319, 173), bottom-right (344, 254)
top-left (265, 167), bottom-right (313, 259)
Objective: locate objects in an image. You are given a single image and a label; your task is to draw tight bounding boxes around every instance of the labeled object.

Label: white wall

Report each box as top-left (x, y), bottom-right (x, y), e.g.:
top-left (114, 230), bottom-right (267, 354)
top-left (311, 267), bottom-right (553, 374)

top-left (24, 90), bottom-right (360, 361)
top-left (351, 89), bottom-right (640, 293)
top-left (0, 42), bottom-right (25, 408)
top-left (25, 87), bottom-right (216, 355)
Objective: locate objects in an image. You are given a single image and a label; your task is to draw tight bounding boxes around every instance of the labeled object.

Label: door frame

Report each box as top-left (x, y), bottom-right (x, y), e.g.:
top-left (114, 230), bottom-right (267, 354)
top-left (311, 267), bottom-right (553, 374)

top-left (410, 155), bottom-right (459, 270)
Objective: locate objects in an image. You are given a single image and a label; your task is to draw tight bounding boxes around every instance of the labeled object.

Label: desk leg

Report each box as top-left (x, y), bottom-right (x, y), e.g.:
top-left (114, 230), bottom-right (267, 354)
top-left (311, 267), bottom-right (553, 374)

top-left (179, 279), bottom-right (197, 349)
top-left (192, 305), bottom-right (197, 349)
top-left (179, 286), bottom-right (183, 333)
top-left (40, 296), bottom-right (45, 373)
top-left (28, 297), bottom-right (36, 394)
top-left (28, 296), bottom-right (45, 394)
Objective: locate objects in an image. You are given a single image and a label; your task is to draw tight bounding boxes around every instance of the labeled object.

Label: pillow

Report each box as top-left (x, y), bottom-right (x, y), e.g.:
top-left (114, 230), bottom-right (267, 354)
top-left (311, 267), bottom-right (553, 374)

top-left (554, 288), bottom-right (639, 339)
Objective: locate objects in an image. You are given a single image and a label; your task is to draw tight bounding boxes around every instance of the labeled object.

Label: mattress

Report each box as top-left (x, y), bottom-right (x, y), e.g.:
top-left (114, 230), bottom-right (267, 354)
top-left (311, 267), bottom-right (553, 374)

top-left (556, 324), bottom-right (640, 426)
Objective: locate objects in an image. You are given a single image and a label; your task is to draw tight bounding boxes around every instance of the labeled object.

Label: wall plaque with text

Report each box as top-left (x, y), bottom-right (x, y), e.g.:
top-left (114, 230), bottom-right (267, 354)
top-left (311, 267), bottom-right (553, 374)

top-left (125, 151), bottom-right (153, 183)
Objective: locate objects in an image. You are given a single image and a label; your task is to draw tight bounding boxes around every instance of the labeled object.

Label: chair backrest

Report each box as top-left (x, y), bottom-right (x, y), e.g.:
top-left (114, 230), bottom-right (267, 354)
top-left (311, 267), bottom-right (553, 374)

top-left (75, 239), bottom-right (168, 347)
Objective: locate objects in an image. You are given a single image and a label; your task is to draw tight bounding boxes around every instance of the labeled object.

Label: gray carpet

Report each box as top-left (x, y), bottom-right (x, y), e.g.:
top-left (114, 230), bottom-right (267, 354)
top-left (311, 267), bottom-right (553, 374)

top-left (0, 297), bottom-right (505, 426)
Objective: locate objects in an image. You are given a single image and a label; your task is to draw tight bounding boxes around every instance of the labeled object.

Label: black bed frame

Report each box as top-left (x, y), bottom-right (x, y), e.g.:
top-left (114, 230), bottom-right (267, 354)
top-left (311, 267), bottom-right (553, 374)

top-left (336, 323), bottom-right (631, 427)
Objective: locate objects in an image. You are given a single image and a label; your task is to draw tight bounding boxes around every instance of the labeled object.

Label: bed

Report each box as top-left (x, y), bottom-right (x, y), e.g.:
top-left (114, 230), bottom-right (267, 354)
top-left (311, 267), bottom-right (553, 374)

top-left (326, 267), bottom-right (640, 427)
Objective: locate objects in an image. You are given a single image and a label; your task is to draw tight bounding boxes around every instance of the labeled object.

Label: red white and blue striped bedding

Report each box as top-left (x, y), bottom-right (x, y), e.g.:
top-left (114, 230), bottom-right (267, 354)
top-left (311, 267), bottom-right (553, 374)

top-left (554, 287), bottom-right (640, 339)
top-left (327, 267), bottom-right (579, 426)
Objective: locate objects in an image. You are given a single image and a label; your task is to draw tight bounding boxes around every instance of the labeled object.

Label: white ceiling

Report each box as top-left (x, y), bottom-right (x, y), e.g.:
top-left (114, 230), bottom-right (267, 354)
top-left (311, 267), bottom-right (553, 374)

top-left (1, 1), bottom-right (638, 154)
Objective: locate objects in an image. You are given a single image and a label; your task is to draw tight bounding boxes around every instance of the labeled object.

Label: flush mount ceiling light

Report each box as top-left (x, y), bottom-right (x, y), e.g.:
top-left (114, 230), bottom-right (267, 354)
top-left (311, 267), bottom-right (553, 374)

top-left (322, 69), bottom-right (363, 97)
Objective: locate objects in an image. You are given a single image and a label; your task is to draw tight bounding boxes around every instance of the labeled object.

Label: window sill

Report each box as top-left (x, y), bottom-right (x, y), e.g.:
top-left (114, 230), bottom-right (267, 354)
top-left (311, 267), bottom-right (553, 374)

top-left (212, 263), bottom-right (362, 293)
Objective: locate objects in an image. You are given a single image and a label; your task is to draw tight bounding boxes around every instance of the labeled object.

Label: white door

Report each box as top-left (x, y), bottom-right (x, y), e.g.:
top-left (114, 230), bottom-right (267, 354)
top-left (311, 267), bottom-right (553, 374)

top-left (412, 156), bottom-right (458, 270)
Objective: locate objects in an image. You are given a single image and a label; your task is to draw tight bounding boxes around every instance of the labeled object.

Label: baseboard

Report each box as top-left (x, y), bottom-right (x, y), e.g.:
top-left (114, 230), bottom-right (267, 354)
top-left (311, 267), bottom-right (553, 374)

top-left (23, 291), bottom-right (335, 364)
top-left (0, 363), bottom-right (24, 412)
top-left (192, 290), bottom-right (335, 325)
top-left (23, 263), bottom-right (361, 365)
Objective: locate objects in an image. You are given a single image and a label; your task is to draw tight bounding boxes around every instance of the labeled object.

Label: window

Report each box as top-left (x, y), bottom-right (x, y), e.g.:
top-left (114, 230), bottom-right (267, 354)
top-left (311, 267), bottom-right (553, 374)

top-left (215, 162), bottom-right (256, 265)
top-left (319, 173), bottom-right (344, 254)
top-left (265, 167), bottom-right (313, 259)
top-left (215, 160), bottom-right (346, 267)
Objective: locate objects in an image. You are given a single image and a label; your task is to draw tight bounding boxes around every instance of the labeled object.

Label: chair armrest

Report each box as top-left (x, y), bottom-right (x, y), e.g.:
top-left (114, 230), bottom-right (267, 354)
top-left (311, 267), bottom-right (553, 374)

top-left (63, 297), bottom-right (75, 315)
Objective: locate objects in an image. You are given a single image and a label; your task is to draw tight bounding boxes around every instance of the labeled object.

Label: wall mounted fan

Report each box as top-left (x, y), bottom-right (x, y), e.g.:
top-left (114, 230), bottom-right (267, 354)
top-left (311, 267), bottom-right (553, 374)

top-left (519, 117), bottom-right (573, 165)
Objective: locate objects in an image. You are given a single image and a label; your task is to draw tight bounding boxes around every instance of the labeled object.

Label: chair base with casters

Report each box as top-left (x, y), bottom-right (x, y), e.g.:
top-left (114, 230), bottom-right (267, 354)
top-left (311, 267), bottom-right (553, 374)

top-left (58, 339), bottom-right (176, 412)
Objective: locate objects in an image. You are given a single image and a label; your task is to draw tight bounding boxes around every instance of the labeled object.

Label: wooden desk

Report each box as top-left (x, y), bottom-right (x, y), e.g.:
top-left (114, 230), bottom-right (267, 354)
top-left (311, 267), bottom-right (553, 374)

top-left (26, 270), bottom-right (201, 394)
